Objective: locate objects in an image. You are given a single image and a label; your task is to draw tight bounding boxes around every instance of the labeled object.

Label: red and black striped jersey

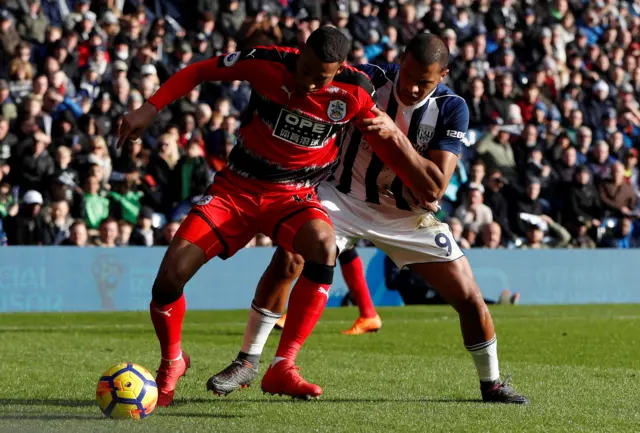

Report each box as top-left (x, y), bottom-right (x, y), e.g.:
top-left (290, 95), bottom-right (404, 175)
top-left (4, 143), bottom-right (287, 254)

top-left (148, 46), bottom-right (377, 191)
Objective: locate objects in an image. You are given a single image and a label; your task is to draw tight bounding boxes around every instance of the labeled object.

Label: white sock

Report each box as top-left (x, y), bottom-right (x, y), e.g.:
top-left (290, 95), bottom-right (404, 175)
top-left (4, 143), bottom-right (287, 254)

top-left (465, 335), bottom-right (500, 382)
top-left (240, 303), bottom-right (281, 356)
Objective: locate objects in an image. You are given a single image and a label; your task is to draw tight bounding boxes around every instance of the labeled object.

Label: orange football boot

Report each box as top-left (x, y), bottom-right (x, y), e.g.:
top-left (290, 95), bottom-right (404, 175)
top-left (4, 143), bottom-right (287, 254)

top-left (155, 352), bottom-right (190, 406)
top-left (341, 314), bottom-right (382, 335)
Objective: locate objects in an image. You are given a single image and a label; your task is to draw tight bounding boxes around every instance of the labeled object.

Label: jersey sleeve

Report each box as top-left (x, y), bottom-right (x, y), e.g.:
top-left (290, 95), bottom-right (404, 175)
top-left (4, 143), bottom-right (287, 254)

top-left (429, 97), bottom-right (469, 156)
top-left (354, 76), bottom-right (377, 121)
top-left (148, 47), bottom-right (289, 111)
top-left (355, 63), bottom-right (398, 89)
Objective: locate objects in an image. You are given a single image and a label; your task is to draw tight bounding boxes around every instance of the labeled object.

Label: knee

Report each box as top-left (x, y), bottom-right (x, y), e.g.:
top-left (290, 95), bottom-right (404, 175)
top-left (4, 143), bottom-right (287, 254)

top-left (452, 289), bottom-right (487, 317)
top-left (303, 230), bottom-right (337, 265)
top-left (152, 260), bottom-right (192, 304)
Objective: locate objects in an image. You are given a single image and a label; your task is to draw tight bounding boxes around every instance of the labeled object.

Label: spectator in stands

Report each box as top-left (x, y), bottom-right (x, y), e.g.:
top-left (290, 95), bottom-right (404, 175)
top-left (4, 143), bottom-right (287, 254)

top-left (457, 159), bottom-right (485, 203)
top-left (477, 122), bottom-right (518, 182)
top-left (520, 215), bottom-right (571, 249)
top-left (173, 140), bottom-right (210, 207)
top-left (588, 140), bottom-right (616, 183)
top-left (555, 146), bottom-right (578, 185)
top-left (582, 81), bottom-right (614, 130)
top-left (92, 217), bottom-right (118, 247)
top-left (14, 127), bottom-right (54, 192)
top-left (510, 178), bottom-right (544, 236)
top-left (117, 220), bottom-right (133, 246)
top-left (4, 190), bottom-right (45, 245)
top-left (454, 184), bottom-right (493, 234)
top-left (446, 217), bottom-right (464, 246)
top-left (43, 200), bottom-right (72, 245)
top-left (564, 166), bottom-right (602, 228)
top-left (575, 126), bottom-right (593, 165)
top-left (83, 175), bottom-right (109, 230)
top-left (477, 222), bottom-right (503, 249)
top-left (466, 77), bottom-right (492, 130)
top-left (108, 172), bottom-right (143, 224)
top-left (0, 179), bottom-right (14, 218)
top-left (18, 0), bottom-right (49, 44)
top-left (483, 169), bottom-right (514, 241)
top-left (599, 217), bottom-right (640, 248)
top-left (599, 162), bottom-right (637, 218)
top-left (622, 149), bottom-right (639, 198)
top-left (129, 207), bottom-right (158, 247)
top-left (568, 221), bottom-right (597, 249)
top-left (61, 220), bottom-right (89, 247)
top-left (157, 221), bottom-right (180, 246)
top-left (0, 116), bottom-right (17, 165)
top-left (458, 225), bottom-right (476, 249)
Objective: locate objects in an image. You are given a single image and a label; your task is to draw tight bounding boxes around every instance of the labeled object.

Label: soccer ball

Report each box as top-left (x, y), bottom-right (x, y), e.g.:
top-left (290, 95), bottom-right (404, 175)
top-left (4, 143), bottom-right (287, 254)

top-left (96, 362), bottom-right (158, 419)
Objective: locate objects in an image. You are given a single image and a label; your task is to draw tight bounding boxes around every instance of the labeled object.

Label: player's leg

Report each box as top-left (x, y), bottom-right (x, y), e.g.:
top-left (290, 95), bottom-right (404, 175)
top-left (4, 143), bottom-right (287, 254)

top-left (151, 214), bottom-right (224, 406)
top-left (207, 248), bottom-right (303, 396)
top-left (409, 258), bottom-right (529, 404)
top-left (261, 211), bottom-right (338, 399)
top-left (339, 248), bottom-right (382, 335)
top-left (154, 179), bottom-right (254, 405)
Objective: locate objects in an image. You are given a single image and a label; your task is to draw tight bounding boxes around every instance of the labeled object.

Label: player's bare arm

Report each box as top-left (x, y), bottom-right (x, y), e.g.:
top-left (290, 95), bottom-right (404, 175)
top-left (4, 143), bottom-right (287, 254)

top-left (359, 107), bottom-right (445, 204)
top-left (117, 49), bottom-right (272, 148)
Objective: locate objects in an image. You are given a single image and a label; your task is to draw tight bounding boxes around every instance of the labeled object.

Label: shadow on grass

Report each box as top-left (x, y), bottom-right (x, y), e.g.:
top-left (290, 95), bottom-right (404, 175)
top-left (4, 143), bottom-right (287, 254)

top-left (180, 397), bottom-right (482, 404)
top-left (0, 413), bottom-right (242, 421)
top-left (159, 412), bottom-right (242, 418)
top-left (0, 414), bottom-right (102, 421)
top-left (0, 399), bottom-right (94, 407)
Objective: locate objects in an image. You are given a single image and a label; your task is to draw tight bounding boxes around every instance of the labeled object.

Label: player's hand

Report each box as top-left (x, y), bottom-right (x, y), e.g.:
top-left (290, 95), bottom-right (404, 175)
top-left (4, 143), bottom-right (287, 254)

top-left (117, 102), bottom-right (157, 149)
top-left (359, 106), bottom-right (398, 140)
top-left (419, 200), bottom-right (439, 213)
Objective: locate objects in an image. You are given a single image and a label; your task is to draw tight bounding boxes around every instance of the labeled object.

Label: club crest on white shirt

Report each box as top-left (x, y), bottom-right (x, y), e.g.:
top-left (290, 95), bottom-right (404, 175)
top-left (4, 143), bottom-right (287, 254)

top-left (327, 100), bottom-right (347, 122)
top-left (416, 124), bottom-right (435, 152)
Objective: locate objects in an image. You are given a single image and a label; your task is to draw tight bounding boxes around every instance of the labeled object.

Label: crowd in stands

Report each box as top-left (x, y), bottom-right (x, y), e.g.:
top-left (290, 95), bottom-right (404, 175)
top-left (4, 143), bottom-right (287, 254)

top-left (1, 0), bottom-right (640, 249)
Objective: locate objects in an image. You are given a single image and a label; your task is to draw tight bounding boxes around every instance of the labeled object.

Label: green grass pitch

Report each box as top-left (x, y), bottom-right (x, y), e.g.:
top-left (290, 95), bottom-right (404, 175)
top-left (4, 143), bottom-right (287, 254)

top-left (1, 305), bottom-right (639, 433)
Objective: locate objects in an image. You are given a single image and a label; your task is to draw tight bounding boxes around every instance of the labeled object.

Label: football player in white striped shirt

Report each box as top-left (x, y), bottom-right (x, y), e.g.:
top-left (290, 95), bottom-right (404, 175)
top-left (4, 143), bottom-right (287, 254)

top-left (207, 33), bottom-right (529, 404)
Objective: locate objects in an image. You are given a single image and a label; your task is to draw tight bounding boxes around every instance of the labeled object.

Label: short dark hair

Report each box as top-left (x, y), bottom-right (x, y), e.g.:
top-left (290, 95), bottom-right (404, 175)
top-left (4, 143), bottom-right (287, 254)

top-left (305, 26), bottom-right (350, 63)
top-left (405, 32), bottom-right (449, 69)
top-left (70, 219), bottom-right (86, 230)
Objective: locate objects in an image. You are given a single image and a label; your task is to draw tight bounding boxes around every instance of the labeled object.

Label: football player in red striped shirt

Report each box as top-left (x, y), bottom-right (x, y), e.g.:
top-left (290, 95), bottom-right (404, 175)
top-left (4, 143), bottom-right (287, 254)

top-left (117, 27), bottom-right (441, 405)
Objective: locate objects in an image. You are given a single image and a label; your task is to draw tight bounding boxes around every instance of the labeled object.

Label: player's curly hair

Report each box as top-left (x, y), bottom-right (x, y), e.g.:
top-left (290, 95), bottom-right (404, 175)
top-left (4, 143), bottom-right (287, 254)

top-left (305, 26), bottom-right (350, 63)
top-left (405, 32), bottom-right (449, 70)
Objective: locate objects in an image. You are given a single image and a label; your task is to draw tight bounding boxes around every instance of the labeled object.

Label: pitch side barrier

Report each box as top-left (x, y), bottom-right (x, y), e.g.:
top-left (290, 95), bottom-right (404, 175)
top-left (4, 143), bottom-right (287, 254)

top-left (0, 247), bottom-right (637, 312)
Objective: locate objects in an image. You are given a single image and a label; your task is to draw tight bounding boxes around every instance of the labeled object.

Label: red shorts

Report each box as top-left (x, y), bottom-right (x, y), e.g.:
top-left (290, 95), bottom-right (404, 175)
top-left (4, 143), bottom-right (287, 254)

top-left (175, 171), bottom-right (332, 260)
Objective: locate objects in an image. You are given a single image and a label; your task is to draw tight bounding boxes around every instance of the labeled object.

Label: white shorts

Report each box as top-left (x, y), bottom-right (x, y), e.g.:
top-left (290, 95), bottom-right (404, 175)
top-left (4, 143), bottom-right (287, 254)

top-left (318, 183), bottom-right (464, 268)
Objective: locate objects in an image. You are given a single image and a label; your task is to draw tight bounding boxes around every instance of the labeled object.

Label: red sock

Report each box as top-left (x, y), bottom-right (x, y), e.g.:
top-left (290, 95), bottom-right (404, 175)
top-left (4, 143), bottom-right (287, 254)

top-left (150, 295), bottom-right (186, 360)
top-left (274, 275), bottom-right (329, 361)
top-left (342, 257), bottom-right (377, 318)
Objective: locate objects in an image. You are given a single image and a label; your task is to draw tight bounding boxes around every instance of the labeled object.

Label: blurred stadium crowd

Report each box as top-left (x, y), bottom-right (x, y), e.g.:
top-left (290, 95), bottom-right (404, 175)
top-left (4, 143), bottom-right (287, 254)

top-left (1, 0), bottom-right (640, 249)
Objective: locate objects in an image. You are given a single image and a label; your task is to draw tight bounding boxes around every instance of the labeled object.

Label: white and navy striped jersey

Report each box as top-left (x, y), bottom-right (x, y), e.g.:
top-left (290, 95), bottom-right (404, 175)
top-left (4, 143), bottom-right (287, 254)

top-left (330, 63), bottom-right (469, 212)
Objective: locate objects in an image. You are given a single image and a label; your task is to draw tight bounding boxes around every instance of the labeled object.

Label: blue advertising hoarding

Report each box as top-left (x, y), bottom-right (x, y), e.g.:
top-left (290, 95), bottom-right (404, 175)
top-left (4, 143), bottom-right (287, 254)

top-left (0, 247), bottom-right (638, 312)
